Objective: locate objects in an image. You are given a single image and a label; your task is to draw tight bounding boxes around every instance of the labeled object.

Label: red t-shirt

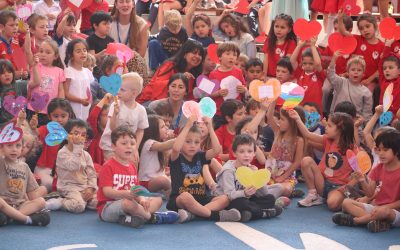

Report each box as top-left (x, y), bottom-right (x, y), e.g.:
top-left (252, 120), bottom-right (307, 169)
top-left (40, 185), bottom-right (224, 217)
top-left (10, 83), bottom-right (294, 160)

top-left (0, 36), bottom-right (21, 70)
top-left (97, 158), bottom-right (139, 217)
top-left (319, 135), bottom-right (354, 185)
top-left (262, 38), bottom-right (296, 77)
top-left (36, 126), bottom-right (60, 169)
top-left (369, 163), bottom-right (400, 206)
top-left (215, 125), bottom-right (235, 155)
top-left (353, 35), bottom-right (385, 80)
top-left (379, 47), bottom-right (400, 115)
top-left (294, 68), bottom-right (326, 112)
top-left (390, 41), bottom-right (400, 58)
top-left (320, 46), bottom-right (350, 75)
top-left (87, 106), bottom-right (104, 165)
top-left (80, 0), bottom-right (109, 32)
top-left (209, 67), bottom-right (246, 116)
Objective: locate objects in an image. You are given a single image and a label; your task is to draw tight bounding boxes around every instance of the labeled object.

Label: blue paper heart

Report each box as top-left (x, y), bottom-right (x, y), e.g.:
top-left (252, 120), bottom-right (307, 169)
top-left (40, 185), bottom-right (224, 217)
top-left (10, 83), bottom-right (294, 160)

top-left (379, 111), bottom-right (393, 126)
top-left (100, 74), bottom-right (122, 96)
top-left (305, 111), bottom-right (320, 129)
top-left (130, 185), bottom-right (163, 197)
top-left (199, 97), bottom-right (216, 118)
top-left (45, 121), bottom-right (68, 146)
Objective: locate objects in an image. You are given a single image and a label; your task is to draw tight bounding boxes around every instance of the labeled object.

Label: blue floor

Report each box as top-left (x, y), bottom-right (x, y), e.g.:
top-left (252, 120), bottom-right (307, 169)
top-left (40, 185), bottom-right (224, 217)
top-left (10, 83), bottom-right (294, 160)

top-left (1, 187), bottom-right (399, 250)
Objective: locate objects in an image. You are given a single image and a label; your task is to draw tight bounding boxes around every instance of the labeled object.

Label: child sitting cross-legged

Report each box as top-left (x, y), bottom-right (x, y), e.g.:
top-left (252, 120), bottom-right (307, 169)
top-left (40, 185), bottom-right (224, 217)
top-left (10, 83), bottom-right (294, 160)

top-left (0, 129), bottom-right (50, 227)
top-left (333, 130), bottom-right (400, 233)
top-left (213, 134), bottom-right (283, 222)
top-left (168, 115), bottom-right (242, 223)
top-left (97, 125), bottom-right (179, 228)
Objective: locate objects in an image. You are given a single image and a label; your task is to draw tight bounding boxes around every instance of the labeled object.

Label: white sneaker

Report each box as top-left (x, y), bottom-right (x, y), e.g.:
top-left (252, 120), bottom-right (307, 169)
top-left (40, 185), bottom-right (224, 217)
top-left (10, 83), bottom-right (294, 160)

top-left (45, 198), bottom-right (63, 211)
top-left (178, 209), bottom-right (196, 223)
top-left (297, 193), bottom-right (323, 207)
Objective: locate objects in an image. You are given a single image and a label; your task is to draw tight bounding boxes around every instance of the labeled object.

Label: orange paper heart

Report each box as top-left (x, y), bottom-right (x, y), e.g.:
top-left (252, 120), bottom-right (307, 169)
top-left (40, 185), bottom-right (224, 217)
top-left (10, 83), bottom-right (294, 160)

top-left (249, 78), bottom-right (281, 102)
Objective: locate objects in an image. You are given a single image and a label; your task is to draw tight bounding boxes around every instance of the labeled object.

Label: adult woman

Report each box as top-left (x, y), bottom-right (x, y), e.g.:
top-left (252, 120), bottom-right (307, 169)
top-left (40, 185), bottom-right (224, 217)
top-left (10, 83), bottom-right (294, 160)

top-left (148, 73), bottom-right (189, 131)
top-left (138, 39), bottom-right (205, 103)
top-left (110, 0), bottom-right (148, 58)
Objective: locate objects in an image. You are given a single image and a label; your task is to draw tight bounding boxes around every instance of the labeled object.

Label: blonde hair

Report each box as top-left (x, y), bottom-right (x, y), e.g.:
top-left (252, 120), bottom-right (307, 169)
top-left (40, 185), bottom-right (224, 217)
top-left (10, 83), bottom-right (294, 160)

top-left (164, 10), bottom-right (182, 31)
top-left (122, 72), bottom-right (143, 94)
top-left (238, 54), bottom-right (249, 63)
top-left (84, 53), bottom-right (96, 68)
top-left (27, 13), bottom-right (48, 29)
top-left (346, 55), bottom-right (366, 71)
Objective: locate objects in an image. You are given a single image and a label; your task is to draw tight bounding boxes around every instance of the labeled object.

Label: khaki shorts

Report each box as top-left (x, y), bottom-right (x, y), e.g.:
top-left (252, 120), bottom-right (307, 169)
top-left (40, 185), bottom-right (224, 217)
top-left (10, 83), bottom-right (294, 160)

top-left (363, 203), bottom-right (400, 227)
top-left (101, 200), bottom-right (126, 223)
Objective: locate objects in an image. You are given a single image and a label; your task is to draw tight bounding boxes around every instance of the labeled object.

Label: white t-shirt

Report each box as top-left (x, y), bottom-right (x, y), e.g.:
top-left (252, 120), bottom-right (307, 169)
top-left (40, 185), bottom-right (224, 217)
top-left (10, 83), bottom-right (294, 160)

top-left (64, 67), bottom-right (94, 120)
top-left (59, 37), bottom-right (71, 67)
top-left (100, 101), bottom-right (149, 151)
top-left (138, 139), bottom-right (165, 181)
top-left (110, 21), bottom-right (130, 45)
top-left (33, 0), bottom-right (61, 31)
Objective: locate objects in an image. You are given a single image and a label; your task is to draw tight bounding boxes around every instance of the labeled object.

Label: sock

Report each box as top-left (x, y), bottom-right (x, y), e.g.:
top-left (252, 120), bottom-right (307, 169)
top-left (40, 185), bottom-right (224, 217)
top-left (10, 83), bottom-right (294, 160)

top-left (148, 214), bottom-right (157, 224)
top-left (209, 211), bottom-right (220, 221)
top-left (25, 216), bottom-right (32, 224)
top-left (309, 189), bottom-right (317, 196)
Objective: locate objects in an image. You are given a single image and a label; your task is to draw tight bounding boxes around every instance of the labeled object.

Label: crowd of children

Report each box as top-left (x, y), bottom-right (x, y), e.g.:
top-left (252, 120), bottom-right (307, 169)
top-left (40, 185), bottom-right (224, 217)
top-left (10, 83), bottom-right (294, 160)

top-left (1, 0), bottom-right (400, 235)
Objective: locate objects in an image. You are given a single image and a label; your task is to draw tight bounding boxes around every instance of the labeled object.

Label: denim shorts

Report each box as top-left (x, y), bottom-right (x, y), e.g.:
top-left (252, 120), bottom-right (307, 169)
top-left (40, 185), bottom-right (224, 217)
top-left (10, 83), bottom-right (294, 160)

top-left (323, 180), bottom-right (342, 198)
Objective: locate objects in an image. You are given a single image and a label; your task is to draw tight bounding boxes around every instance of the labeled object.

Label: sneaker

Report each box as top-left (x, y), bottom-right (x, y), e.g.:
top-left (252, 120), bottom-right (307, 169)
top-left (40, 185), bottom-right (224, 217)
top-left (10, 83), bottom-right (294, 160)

top-left (44, 191), bottom-right (60, 201)
top-left (45, 198), bottom-right (63, 211)
top-left (298, 193), bottom-right (324, 207)
top-left (262, 205), bottom-right (283, 219)
top-left (152, 211), bottom-right (180, 224)
top-left (118, 215), bottom-right (146, 228)
top-left (0, 212), bottom-right (7, 227)
top-left (275, 196), bottom-right (291, 208)
top-left (178, 209), bottom-right (196, 223)
top-left (290, 189), bottom-right (305, 198)
top-left (367, 220), bottom-right (391, 233)
top-left (274, 205), bottom-right (283, 217)
top-left (219, 208), bottom-right (241, 222)
top-left (30, 211), bottom-right (50, 226)
top-left (332, 212), bottom-right (355, 226)
top-left (240, 210), bottom-right (252, 222)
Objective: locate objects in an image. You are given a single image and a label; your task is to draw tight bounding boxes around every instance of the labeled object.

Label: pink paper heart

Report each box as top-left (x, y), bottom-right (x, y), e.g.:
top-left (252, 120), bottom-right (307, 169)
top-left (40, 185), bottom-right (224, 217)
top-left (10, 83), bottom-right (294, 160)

top-left (30, 92), bottom-right (49, 112)
top-left (3, 95), bottom-right (27, 116)
top-left (182, 101), bottom-right (202, 122)
top-left (116, 50), bottom-right (133, 64)
top-left (16, 4), bottom-right (32, 21)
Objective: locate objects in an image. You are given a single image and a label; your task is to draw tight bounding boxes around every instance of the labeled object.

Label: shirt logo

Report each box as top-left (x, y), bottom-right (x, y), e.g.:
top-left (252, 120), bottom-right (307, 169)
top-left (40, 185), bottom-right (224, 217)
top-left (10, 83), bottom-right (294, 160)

top-left (275, 48), bottom-right (284, 57)
top-left (312, 75), bottom-right (318, 82)
top-left (360, 44), bottom-right (367, 51)
top-left (372, 51), bottom-right (379, 60)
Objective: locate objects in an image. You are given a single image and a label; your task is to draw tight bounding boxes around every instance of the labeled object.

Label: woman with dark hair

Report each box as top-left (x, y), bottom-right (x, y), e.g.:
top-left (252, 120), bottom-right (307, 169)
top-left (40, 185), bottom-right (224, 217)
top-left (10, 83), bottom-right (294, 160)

top-left (148, 73), bottom-right (189, 131)
top-left (138, 39), bottom-right (205, 103)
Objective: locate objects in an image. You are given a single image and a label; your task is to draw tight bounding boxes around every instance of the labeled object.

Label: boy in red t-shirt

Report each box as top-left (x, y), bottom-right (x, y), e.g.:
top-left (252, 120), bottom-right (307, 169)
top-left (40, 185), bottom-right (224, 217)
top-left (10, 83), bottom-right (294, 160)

top-left (0, 11), bottom-right (23, 74)
top-left (333, 130), bottom-right (400, 233)
top-left (209, 42), bottom-right (246, 129)
top-left (291, 37), bottom-right (326, 113)
top-left (97, 126), bottom-right (179, 228)
top-left (215, 99), bottom-right (246, 162)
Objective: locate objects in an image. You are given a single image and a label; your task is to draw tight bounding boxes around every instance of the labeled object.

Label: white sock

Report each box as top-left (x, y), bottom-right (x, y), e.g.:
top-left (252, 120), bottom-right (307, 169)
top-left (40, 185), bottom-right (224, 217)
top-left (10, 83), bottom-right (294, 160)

top-left (45, 198), bottom-right (63, 210)
top-left (309, 189), bottom-right (317, 195)
top-left (25, 216), bottom-right (32, 224)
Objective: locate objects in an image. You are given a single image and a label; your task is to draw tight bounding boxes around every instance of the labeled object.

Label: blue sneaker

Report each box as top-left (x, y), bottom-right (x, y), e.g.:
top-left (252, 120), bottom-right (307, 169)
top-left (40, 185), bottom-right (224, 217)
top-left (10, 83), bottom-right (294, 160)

top-left (152, 211), bottom-right (180, 224)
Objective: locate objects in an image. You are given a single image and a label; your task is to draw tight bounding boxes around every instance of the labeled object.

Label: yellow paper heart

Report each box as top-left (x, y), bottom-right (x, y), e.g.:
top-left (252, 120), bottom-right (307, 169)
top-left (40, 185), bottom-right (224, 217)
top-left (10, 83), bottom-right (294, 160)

top-left (235, 167), bottom-right (271, 189)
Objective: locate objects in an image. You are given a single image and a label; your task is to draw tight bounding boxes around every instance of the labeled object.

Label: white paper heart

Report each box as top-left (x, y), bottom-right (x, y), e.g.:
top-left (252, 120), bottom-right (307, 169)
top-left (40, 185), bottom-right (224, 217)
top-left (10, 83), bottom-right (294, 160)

top-left (220, 76), bottom-right (241, 100)
top-left (0, 123), bottom-right (23, 144)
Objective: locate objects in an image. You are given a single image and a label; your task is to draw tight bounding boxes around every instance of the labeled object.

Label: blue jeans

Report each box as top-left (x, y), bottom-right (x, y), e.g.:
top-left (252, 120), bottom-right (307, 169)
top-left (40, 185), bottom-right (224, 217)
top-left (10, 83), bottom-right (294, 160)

top-left (148, 39), bottom-right (169, 70)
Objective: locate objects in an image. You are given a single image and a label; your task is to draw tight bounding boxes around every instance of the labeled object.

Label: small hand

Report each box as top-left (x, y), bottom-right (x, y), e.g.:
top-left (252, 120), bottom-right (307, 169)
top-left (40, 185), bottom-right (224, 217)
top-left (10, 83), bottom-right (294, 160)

top-left (183, 72), bottom-right (195, 80)
top-left (81, 98), bottom-right (90, 106)
top-left (236, 85), bottom-right (247, 94)
top-left (219, 89), bottom-right (228, 97)
top-left (244, 186), bottom-right (257, 197)
top-left (188, 114), bottom-right (198, 125)
top-left (103, 93), bottom-right (113, 104)
top-left (82, 188), bottom-right (95, 201)
top-left (139, 198), bottom-right (150, 211)
top-left (375, 105), bottom-right (383, 115)
top-left (29, 114), bottom-right (38, 130)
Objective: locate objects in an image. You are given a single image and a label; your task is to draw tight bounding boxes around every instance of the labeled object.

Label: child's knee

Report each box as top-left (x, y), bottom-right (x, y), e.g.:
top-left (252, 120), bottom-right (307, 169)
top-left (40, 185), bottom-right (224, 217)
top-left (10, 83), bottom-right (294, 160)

top-left (121, 199), bottom-right (138, 212)
top-left (36, 197), bottom-right (46, 210)
top-left (0, 198), bottom-right (6, 209)
top-left (63, 199), bottom-right (86, 213)
top-left (176, 192), bottom-right (193, 203)
top-left (341, 198), bottom-right (354, 211)
top-left (327, 197), bottom-right (344, 211)
top-left (301, 156), bottom-right (315, 170)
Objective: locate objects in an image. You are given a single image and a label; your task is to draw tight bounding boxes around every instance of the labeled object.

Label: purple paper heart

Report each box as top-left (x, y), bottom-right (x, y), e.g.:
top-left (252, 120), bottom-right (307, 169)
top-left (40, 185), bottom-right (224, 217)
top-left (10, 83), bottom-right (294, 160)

top-left (196, 75), bottom-right (220, 95)
top-left (30, 92), bottom-right (50, 112)
top-left (3, 95), bottom-right (27, 116)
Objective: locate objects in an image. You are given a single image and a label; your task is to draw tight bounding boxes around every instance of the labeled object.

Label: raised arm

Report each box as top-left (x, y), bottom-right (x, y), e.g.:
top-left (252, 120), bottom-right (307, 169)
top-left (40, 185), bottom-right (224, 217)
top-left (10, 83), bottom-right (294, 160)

top-left (204, 117), bottom-right (222, 160)
top-left (290, 40), bottom-right (305, 71)
top-left (288, 109), bottom-right (324, 144)
top-left (171, 115), bottom-right (197, 161)
top-left (150, 138), bottom-right (176, 152)
top-left (363, 105), bottom-right (383, 150)
top-left (266, 100), bottom-right (279, 133)
top-left (246, 99), bottom-right (270, 132)
top-left (28, 55), bottom-right (41, 90)
top-left (310, 37), bottom-right (323, 72)
top-left (184, 0), bottom-right (201, 37)
top-left (337, 10), bottom-right (352, 36)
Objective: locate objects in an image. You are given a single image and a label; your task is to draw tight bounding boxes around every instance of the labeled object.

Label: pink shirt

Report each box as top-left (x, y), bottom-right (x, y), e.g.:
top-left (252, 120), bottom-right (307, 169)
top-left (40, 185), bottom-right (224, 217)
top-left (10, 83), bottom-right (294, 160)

top-left (28, 64), bottom-right (65, 114)
top-left (369, 163), bottom-right (400, 206)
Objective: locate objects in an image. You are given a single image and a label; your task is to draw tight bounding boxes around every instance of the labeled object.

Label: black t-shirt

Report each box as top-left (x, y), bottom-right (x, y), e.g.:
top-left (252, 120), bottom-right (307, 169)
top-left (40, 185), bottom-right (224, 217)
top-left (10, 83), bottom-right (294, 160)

top-left (262, 125), bottom-right (275, 152)
top-left (157, 27), bottom-right (188, 57)
top-left (169, 151), bottom-right (210, 200)
top-left (86, 34), bottom-right (114, 54)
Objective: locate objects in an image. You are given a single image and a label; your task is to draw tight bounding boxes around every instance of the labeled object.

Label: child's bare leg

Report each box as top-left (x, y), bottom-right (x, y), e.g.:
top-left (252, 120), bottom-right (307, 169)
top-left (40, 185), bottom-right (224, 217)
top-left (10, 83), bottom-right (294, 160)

top-left (280, 182), bottom-right (294, 197)
top-left (0, 198), bottom-right (29, 223)
top-left (34, 167), bottom-right (53, 192)
top-left (176, 192), bottom-right (212, 217)
top-left (209, 158), bottom-right (222, 174)
top-left (378, 0), bottom-right (389, 18)
top-left (326, 190), bottom-right (345, 211)
top-left (27, 186), bottom-right (47, 200)
top-left (19, 198), bottom-right (46, 216)
top-left (259, 2), bottom-right (272, 34)
top-left (342, 198), bottom-right (370, 223)
top-left (148, 176), bottom-right (171, 193)
top-left (121, 199), bottom-right (151, 220)
top-left (300, 157), bottom-right (325, 195)
top-left (147, 197), bottom-right (163, 213)
top-left (204, 195), bottom-right (229, 211)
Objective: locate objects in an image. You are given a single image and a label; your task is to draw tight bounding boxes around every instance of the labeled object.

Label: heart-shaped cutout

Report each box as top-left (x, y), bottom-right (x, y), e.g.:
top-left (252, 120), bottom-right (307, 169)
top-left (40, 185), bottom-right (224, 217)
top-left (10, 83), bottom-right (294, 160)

top-left (235, 167), bottom-right (271, 189)
top-left (182, 101), bottom-right (202, 122)
top-left (346, 149), bottom-right (360, 172)
top-left (3, 95), bottom-right (27, 117)
top-left (249, 78), bottom-right (281, 102)
top-left (293, 19), bottom-right (322, 41)
top-left (207, 44), bottom-right (219, 64)
top-left (0, 123), bottom-right (23, 145)
top-left (379, 111), bottom-right (393, 126)
top-left (67, 0), bottom-right (93, 11)
top-left (305, 111), bottom-right (321, 129)
top-left (30, 92), bottom-right (49, 112)
top-left (199, 97), bottom-right (216, 118)
top-left (328, 32), bottom-right (357, 55)
top-left (379, 17), bottom-right (397, 40)
top-left (233, 0), bottom-right (249, 15)
top-left (116, 49), bottom-right (133, 64)
top-left (220, 76), bottom-right (241, 100)
top-left (383, 83), bottom-right (393, 112)
top-left (45, 121), bottom-right (68, 146)
top-left (341, 0), bottom-right (361, 15)
top-left (196, 75), bottom-right (220, 96)
top-left (100, 74), bottom-right (122, 96)
top-left (280, 82), bottom-right (305, 110)
top-left (357, 151), bottom-right (371, 174)
top-left (131, 185), bottom-right (163, 197)
top-left (16, 4), bottom-right (32, 21)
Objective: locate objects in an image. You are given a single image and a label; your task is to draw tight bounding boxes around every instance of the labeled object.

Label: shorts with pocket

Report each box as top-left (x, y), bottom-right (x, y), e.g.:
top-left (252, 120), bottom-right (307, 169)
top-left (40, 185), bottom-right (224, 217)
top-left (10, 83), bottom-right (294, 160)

top-left (100, 200), bottom-right (126, 223)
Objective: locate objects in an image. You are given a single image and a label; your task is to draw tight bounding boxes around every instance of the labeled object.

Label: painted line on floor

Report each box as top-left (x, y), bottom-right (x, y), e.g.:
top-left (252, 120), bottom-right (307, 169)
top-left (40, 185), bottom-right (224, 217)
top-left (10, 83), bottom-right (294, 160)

top-left (47, 244), bottom-right (98, 250)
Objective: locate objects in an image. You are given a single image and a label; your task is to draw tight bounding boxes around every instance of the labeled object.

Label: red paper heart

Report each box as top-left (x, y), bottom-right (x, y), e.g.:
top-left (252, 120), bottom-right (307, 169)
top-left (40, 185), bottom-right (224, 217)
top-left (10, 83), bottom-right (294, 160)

top-left (12, 47), bottom-right (28, 71)
top-left (255, 32), bottom-right (267, 43)
top-left (293, 19), bottom-right (322, 41)
top-left (208, 44), bottom-right (219, 64)
top-left (328, 32), bottom-right (357, 55)
top-left (67, 0), bottom-right (93, 11)
top-left (379, 17), bottom-right (397, 40)
top-left (233, 0), bottom-right (249, 15)
top-left (341, 0), bottom-right (361, 15)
